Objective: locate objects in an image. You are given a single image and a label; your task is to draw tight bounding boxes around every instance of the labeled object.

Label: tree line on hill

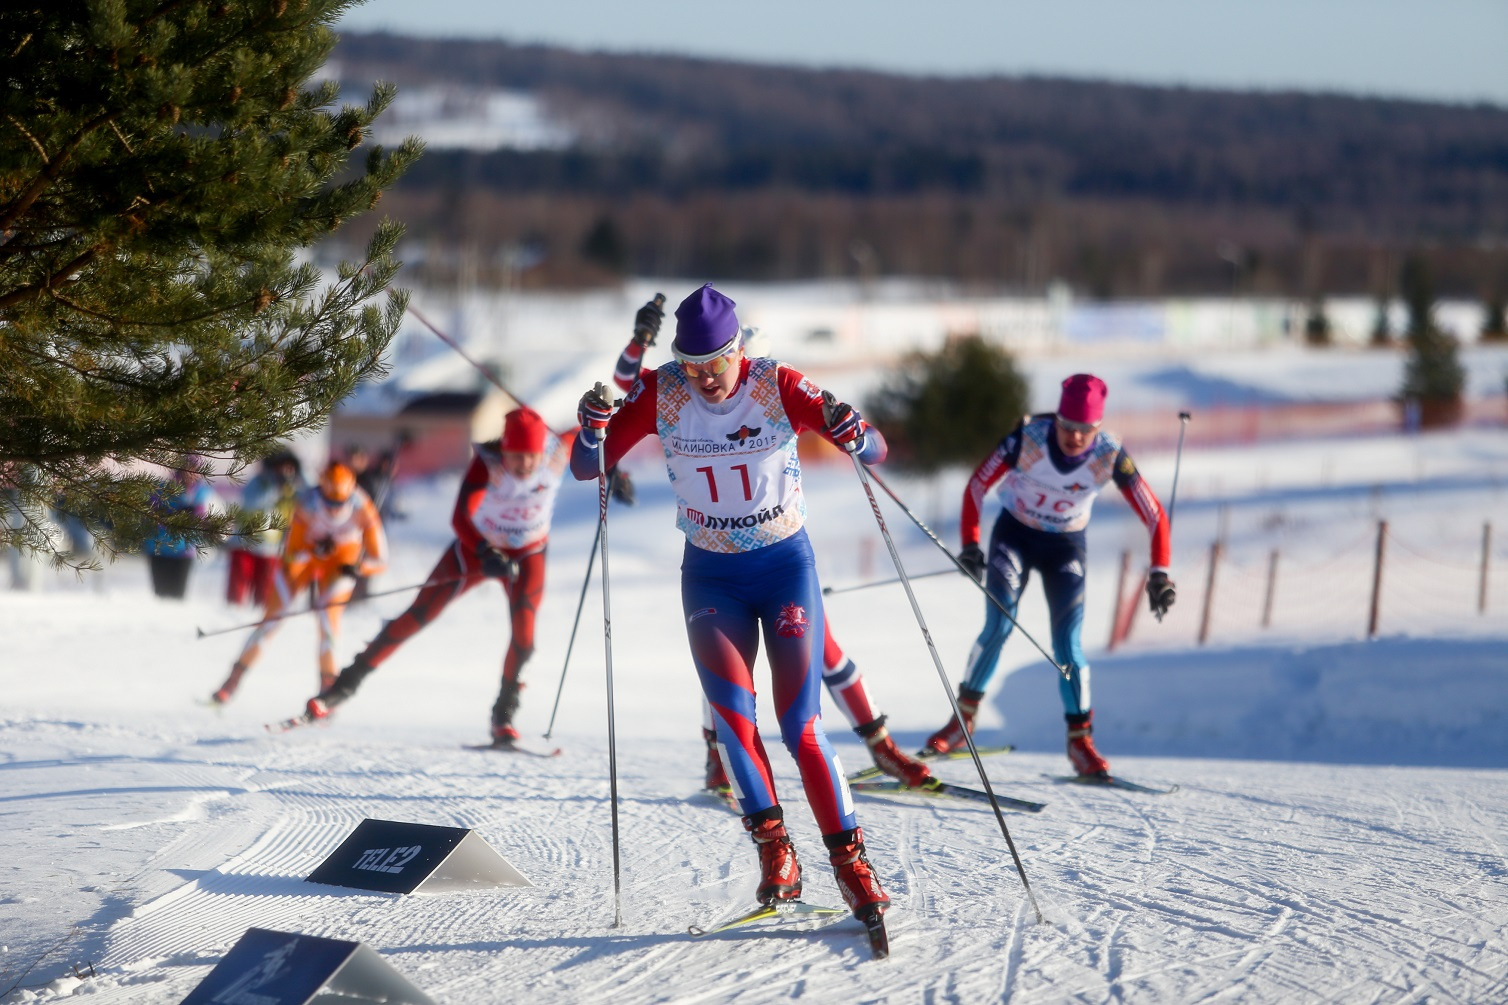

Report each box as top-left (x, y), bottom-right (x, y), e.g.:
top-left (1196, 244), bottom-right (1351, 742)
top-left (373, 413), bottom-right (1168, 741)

top-left (331, 32), bottom-right (1508, 313)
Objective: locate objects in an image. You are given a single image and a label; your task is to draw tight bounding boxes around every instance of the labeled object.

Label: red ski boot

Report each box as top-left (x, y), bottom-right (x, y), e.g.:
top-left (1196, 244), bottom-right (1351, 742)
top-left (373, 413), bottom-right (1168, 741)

top-left (858, 718), bottom-right (932, 788)
top-left (825, 827), bottom-right (889, 921)
top-left (745, 809), bottom-right (802, 905)
top-left (921, 689), bottom-right (983, 756)
top-left (1067, 712), bottom-right (1111, 778)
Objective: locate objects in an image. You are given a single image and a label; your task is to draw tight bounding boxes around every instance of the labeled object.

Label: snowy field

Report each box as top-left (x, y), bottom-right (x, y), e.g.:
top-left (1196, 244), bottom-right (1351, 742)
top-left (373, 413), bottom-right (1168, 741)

top-left (3, 401), bottom-right (1507, 1002)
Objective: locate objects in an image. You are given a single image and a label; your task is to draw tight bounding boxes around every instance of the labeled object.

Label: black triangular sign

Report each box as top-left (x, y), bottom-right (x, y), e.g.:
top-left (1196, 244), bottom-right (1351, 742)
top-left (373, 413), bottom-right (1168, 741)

top-left (179, 927), bottom-right (435, 1005)
top-left (306, 818), bottom-right (531, 894)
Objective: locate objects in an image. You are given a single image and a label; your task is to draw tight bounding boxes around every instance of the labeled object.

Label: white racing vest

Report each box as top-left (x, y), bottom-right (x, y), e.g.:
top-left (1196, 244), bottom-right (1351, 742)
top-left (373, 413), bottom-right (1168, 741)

top-left (469, 437), bottom-right (567, 551)
top-left (997, 417), bottom-right (1122, 533)
top-left (657, 358), bottom-right (806, 553)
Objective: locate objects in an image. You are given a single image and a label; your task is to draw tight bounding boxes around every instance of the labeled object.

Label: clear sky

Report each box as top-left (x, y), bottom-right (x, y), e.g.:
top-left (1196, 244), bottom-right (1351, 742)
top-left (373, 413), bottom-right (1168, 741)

top-left (336, 0), bottom-right (1508, 107)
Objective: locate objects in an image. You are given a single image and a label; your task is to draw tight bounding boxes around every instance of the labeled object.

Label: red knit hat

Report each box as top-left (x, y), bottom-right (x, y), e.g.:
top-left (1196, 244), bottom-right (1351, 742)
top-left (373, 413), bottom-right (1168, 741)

top-left (502, 407), bottom-right (549, 453)
top-left (1057, 374), bottom-right (1108, 425)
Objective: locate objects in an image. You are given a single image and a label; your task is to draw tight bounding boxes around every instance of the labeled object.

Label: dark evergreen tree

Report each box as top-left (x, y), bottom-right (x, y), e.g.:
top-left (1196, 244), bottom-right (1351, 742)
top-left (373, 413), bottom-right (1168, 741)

top-left (864, 334), bottom-right (1030, 475)
top-left (1398, 253), bottom-right (1465, 425)
top-left (0, 3), bottom-right (422, 567)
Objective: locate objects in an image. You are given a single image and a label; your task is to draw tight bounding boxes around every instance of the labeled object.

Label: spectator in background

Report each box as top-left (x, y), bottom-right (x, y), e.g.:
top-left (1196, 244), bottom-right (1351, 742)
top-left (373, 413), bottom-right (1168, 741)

top-left (144, 458), bottom-right (218, 600)
top-left (225, 451), bottom-right (305, 607)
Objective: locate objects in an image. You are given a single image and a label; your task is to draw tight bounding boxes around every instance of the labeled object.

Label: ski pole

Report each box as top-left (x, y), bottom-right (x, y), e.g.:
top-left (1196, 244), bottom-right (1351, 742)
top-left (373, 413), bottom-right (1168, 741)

top-left (821, 567), bottom-right (957, 596)
top-left (823, 393), bottom-right (1046, 924)
top-left (193, 575), bottom-right (467, 638)
top-left (591, 384), bottom-right (625, 928)
top-left (1152, 411), bottom-right (1192, 625)
top-left (1167, 411), bottom-right (1192, 529)
top-left (862, 466), bottom-right (1069, 681)
top-left (543, 527), bottom-right (601, 740)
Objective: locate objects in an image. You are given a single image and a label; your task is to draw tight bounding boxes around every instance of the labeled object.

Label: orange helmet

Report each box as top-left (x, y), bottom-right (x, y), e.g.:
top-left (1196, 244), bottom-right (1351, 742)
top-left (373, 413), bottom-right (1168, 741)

top-left (319, 461), bottom-right (357, 503)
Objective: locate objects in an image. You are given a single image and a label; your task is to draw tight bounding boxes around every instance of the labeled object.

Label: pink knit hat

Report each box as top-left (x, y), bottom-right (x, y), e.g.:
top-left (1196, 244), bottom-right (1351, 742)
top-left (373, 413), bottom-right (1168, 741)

top-left (1057, 374), bottom-right (1107, 425)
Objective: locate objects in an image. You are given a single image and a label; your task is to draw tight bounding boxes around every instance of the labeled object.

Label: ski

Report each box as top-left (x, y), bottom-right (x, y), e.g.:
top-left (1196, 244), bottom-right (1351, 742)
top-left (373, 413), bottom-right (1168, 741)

top-left (1043, 773), bottom-right (1179, 795)
top-left (862, 909), bottom-right (890, 960)
top-left (462, 740), bottom-right (563, 758)
top-left (687, 901), bottom-right (846, 938)
top-left (265, 712), bottom-right (316, 734)
top-left (849, 777), bottom-right (1046, 813)
top-left (849, 743), bottom-right (1016, 783)
top-left (693, 785), bottom-right (739, 813)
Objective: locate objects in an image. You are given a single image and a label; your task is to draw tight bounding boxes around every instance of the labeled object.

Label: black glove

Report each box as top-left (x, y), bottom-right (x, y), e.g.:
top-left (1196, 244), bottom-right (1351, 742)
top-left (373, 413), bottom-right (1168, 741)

top-left (311, 536), bottom-right (334, 558)
top-left (632, 299), bottom-right (664, 348)
top-left (608, 467), bottom-right (636, 506)
top-left (959, 543), bottom-right (987, 584)
top-left (1146, 571), bottom-right (1176, 618)
top-left (479, 547), bottom-right (518, 580)
top-left (337, 563), bottom-right (362, 580)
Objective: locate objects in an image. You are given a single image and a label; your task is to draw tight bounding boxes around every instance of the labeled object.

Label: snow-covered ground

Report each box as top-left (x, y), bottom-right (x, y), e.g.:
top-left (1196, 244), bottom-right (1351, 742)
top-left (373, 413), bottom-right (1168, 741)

top-left (3, 403), bottom-right (1506, 1001)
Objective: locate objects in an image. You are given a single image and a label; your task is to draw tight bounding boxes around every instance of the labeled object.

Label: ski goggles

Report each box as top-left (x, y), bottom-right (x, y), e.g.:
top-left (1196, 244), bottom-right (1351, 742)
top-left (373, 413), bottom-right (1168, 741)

top-left (1055, 415), bottom-right (1101, 435)
top-left (679, 352), bottom-right (739, 379)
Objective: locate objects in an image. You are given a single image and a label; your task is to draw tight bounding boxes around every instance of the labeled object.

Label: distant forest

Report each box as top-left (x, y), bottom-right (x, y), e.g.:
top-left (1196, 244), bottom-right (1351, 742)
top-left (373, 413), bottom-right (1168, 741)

top-left (332, 32), bottom-right (1508, 303)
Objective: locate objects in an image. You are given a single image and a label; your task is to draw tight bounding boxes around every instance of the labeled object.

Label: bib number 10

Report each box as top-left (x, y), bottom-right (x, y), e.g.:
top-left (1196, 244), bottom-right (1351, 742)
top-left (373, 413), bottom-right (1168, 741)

top-left (696, 464), bottom-right (752, 503)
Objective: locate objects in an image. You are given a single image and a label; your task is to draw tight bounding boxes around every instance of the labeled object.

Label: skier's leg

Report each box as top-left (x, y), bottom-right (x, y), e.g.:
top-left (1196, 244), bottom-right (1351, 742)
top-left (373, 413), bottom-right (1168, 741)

top-left (312, 570), bottom-right (355, 691)
top-left (822, 623), bottom-right (931, 785)
top-left (761, 560), bottom-right (855, 837)
top-left (214, 568), bottom-right (297, 701)
top-left (492, 550), bottom-right (546, 738)
top-left (684, 570), bottom-right (778, 816)
top-left (1040, 532), bottom-right (1107, 775)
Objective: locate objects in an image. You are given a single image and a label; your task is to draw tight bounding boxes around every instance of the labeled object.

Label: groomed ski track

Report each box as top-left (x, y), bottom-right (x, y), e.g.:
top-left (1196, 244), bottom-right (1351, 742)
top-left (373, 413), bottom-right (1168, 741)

top-left (4, 717), bottom-right (1506, 1003)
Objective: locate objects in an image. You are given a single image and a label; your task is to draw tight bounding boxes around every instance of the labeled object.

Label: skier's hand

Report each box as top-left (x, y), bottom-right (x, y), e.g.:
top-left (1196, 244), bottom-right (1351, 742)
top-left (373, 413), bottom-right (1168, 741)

top-left (632, 297), bottom-right (664, 348)
top-left (479, 547), bottom-right (518, 580)
top-left (608, 466), bottom-right (636, 506)
top-left (822, 399), bottom-right (866, 453)
top-left (578, 384), bottom-right (614, 436)
top-left (958, 543), bottom-right (987, 584)
top-left (1146, 571), bottom-right (1176, 618)
top-left (337, 563), bottom-right (362, 581)
top-left (312, 536), bottom-right (334, 558)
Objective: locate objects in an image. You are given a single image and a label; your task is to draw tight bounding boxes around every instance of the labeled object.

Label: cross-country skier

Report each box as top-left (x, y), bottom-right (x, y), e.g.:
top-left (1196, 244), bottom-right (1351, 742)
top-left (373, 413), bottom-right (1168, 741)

top-left (302, 407), bottom-right (570, 746)
top-left (211, 460), bottom-right (387, 703)
top-left (922, 374), bottom-right (1175, 778)
top-left (614, 297), bottom-right (933, 792)
top-left (224, 451), bottom-right (305, 607)
top-left (573, 283), bottom-right (890, 925)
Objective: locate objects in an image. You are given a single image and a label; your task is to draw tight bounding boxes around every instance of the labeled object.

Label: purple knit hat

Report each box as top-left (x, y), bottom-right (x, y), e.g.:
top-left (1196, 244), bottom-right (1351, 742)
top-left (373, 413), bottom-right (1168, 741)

top-left (672, 284), bottom-right (741, 361)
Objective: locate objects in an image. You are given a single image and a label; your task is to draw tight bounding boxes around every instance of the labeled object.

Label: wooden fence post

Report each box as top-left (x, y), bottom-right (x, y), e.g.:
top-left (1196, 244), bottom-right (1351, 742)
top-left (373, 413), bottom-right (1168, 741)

top-left (1197, 540), bottom-right (1222, 646)
top-left (1108, 549), bottom-right (1132, 650)
top-left (1261, 548), bottom-right (1279, 629)
top-left (1481, 521), bottom-right (1492, 615)
top-left (1368, 520), bottom-right (1388, 638)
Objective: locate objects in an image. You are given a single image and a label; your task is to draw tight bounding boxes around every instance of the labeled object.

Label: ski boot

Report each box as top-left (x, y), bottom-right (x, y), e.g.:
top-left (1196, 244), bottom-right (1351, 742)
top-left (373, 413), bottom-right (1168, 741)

top-left (1066, 711), bottom-right (1111, 779)
top-left (825, 826), bottom-right (889, 921)
top-left (490, 722), bottom-right (521, 747)
top-left (856, 716), bottom-right (932, 788)
top-left (305, 657), bottom-right (369, 720)
top-left (209, 662), bottom-right (248, 705)
top-left (745, 807), bottom-right (802, 905)
top-left (920, 688), bottom-right (984, 756)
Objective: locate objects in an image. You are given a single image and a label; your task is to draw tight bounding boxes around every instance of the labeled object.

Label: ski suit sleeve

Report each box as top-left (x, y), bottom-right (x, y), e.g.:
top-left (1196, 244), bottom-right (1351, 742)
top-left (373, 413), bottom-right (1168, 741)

top-left (613, 340), bottom-right (649, 393)
top-left (353, 495), bottom-right (388, 578)
top-left (1112, 448), bottom-right (1171, 570)
top-left (451, 452), bottom-right (490, 553)
top-left (570, 371), bottom-right (658, 480)
top-left (960, 423), bottom-right (1024, 548)
top-left (281, 504), bottom-right (313, 585)
top-left (776, 365), bottom-right (887, 465)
